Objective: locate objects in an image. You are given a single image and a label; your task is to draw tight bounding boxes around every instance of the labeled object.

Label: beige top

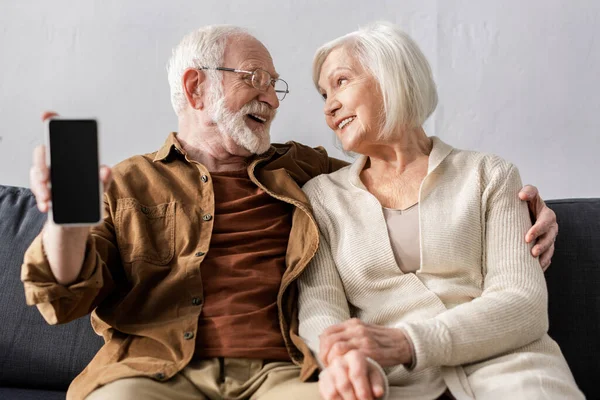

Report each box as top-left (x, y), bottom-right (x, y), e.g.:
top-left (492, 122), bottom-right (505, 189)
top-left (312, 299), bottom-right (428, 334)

top-left (382, 204), bottom-right (420, 274)
top-left (298, 137), bottom-right (582, 400)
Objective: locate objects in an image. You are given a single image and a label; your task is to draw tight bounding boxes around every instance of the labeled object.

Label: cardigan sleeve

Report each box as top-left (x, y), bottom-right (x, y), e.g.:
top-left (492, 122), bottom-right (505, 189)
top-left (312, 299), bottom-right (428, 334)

top-left (399, 163), bottom-right (549, 371)
top-left (299, 178), bottom-right (391, 399)
top-left (298, 178), bottom-right (352, 354)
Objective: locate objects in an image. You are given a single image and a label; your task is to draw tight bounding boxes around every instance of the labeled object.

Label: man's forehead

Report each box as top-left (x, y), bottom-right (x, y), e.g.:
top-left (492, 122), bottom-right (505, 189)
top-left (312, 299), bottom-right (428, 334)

top-left (242, 61), bottom-right (280, 79)
top-left (225, 37), bottom-right (278, 76)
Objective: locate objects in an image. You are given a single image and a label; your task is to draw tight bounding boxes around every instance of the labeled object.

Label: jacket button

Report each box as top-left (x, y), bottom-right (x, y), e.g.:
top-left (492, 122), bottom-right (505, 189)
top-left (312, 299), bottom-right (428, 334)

top-left (184, 332), bottom-right (194, 340)
top-left (154, 372), bottom-right (165, 380)
top-left (201, 175), bottom-right (209, 183)
top-left (192, 297), bottom-right (201, 306)
top-left (202, 214), bottom-right (212, 221)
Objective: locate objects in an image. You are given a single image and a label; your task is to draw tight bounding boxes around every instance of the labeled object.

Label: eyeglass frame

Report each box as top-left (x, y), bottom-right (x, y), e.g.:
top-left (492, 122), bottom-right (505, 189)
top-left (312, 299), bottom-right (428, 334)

top-left (199, 66), bottom-right (289, 101)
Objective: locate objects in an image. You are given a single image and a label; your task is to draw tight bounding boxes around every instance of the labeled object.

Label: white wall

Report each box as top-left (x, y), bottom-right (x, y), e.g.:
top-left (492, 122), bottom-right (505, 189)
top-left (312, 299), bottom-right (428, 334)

top-left (1, 0), bottom-right (598, 198)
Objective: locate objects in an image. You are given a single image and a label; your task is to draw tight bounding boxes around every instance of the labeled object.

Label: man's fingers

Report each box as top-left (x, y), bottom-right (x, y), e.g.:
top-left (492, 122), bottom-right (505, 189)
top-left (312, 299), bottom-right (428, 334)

top-left (368, 366), bottom-right (386, 399)
top-left (33, 113), bottom-right (57, 213)
top-left (518, 184), bottom-right (538, 201)
top-left (525, 225), bottom-right (536, 244)
top-left (539, 244), bottom-right (554, 271)
top-left (30, 145), bottom-right (51, 212)
top-left (32, 145), bottom-right (47, 169)
top-left (527, 217), bottom-right (552, 244)
top-left (318, 370), bottom-right (341, 400)
top-left (30, 147), bottom-right (49, 197)
top-left (100, 166), bottom-right (113, 191)
top-left (347, 352), bottom-right (373, 400)
top-left (331, 366), bottom-right (357, 400)
top-left (531, 226), bottom-right (557, 256)
top-left (526, 206), bottom-right (556, 243)
top-left (29, 166), bottom-right (49, 193)
top-left (41, 111), bottom-right (59, 122)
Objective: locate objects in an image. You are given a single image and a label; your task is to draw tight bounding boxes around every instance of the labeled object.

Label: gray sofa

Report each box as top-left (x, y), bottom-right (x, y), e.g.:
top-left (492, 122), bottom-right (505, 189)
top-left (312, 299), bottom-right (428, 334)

top-left (0, 184), bottom-right (598, 399)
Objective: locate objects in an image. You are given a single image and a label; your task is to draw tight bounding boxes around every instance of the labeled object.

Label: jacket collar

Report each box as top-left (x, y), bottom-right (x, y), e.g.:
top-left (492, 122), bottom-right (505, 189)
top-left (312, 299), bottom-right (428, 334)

top-left (348, 136), bottom-right (454, 190)
top-left (153, 132), bottom-right (187, 162)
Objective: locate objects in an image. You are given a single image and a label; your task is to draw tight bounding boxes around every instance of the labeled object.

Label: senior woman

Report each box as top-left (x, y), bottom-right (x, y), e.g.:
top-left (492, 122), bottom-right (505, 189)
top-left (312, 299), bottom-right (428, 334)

top-left (297, 22), bottom-right (583, 400)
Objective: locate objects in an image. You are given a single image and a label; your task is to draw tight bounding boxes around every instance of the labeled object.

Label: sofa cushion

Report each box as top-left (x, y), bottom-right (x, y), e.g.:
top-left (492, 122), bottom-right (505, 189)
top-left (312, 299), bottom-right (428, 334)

top-left (0, 387), bottom-right (65, 400)
top-left (546, 198), bottom-right (600, 399)
top-left (0, 185), bottom-right (103, 391)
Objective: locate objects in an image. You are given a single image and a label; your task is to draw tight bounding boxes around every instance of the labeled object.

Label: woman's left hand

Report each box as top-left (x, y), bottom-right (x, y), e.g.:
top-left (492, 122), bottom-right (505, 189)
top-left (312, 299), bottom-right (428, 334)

top-left (519, 185), bottom-right (558, 271)
top-left (319, 318), bottom-right (412, 368)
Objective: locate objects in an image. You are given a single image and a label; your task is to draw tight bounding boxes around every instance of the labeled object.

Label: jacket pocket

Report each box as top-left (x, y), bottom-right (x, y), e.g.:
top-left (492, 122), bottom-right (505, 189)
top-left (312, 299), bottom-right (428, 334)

top-left (115, 198), bottom-right (176, 265)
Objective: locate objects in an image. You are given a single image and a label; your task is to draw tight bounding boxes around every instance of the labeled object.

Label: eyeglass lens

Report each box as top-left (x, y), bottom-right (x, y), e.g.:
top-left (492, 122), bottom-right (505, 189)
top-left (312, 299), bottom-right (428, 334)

top-left (252, 69), bottom-right (287, 100)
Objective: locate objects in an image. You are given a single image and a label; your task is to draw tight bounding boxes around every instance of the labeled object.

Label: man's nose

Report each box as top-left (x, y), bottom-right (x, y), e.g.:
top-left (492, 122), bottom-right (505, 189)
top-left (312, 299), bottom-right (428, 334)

top-left (259, 86), bottom-right (280, 109)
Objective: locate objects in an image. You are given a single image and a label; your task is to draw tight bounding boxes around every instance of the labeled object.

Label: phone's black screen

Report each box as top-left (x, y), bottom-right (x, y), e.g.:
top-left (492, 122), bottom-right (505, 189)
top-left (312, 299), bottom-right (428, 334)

top-left (49, 119), bottom-right (101, 224)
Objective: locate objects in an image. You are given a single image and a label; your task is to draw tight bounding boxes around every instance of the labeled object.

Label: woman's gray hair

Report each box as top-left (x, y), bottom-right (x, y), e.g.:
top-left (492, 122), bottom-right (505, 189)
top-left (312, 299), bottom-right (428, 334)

top-left (167, 25), bottom-right (249, 115)
top-left (313, 21), bottom-right (438, 139)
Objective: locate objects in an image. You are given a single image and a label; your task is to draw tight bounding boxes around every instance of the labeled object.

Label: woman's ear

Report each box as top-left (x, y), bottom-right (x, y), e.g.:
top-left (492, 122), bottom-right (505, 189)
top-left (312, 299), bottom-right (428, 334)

top-left (182, 68), bottom-right (206, 110)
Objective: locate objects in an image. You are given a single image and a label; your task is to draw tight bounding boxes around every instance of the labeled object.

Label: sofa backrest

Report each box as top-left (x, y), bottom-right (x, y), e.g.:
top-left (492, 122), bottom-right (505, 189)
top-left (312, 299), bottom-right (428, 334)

top-left (0, 185), bottom-right (103, 391)
top-left (545, 198), bottom-right (600, 399)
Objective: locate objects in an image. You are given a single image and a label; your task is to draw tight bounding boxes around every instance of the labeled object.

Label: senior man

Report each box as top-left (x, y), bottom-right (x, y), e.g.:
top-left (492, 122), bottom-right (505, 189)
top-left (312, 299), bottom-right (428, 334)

top-left (23, 25), bottom-right (558, 400)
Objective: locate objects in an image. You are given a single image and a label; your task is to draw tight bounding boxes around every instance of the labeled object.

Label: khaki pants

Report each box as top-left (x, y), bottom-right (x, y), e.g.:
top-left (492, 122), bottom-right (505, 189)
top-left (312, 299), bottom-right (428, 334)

top-left (85, 358), bottom-right (320, 400)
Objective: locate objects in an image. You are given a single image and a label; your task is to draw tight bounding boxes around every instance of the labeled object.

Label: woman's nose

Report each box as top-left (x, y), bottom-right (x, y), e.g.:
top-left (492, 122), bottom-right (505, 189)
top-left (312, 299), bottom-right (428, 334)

top-left (324, 97), bottom-right (341, 116)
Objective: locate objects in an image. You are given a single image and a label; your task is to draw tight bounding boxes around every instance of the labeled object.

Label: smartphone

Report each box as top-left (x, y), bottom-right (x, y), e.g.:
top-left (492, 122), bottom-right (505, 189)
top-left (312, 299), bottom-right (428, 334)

top-left (45, 118), bottom-right (102, 225)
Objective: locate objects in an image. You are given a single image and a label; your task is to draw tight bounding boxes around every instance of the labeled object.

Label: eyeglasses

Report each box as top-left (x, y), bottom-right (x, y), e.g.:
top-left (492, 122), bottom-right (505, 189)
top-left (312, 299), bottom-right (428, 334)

top-left (200, 67), bottom-right (289, 101)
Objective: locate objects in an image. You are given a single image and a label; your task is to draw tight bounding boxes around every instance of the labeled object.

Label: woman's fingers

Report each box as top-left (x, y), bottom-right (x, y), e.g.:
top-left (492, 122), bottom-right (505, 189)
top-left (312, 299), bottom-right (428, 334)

top-left (326, 341), bottom-right (351, 366)
top-left (320, 330), bottom-right (349, 366)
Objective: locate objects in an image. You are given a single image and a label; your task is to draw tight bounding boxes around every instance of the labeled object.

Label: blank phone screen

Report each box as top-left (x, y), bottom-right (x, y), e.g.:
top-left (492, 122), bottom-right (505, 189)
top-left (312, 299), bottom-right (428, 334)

top-left (48, 119), bottom-right (101, 224)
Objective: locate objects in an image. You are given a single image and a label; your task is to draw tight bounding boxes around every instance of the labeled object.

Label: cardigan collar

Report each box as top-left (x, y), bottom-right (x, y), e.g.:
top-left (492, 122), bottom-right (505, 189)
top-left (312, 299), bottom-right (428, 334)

top-left (348, 136), bottom-right (454, 190)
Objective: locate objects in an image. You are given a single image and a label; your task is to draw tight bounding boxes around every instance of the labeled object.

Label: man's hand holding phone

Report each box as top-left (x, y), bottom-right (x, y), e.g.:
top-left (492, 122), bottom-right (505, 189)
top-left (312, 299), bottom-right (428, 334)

top-left (29, 111), bottom-right (113, 285)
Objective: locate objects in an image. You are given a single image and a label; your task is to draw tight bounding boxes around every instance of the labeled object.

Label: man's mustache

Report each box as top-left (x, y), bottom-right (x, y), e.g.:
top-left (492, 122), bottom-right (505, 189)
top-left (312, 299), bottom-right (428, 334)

top-left (241, 101), bottom-right (277, 121)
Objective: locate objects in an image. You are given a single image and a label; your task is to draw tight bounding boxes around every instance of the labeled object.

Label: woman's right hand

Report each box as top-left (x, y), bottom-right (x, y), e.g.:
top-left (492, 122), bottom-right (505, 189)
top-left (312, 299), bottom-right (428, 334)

top-left (30, 111), bottom-right (113, 214)
top-left (319, 350), bottom-right (387, 400)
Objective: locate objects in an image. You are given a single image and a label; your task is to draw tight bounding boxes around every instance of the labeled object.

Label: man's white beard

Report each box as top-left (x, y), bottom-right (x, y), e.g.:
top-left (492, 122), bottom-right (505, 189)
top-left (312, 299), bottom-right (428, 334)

top-left (207, 82), bottom-right (274, 155)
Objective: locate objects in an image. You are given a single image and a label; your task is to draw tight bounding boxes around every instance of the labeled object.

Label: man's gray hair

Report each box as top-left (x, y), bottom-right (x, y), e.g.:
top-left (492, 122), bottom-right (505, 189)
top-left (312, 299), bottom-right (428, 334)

top-left (312, 21), bottom-right (438, 139)
top-left (167, 25), bottom-right (249, 115)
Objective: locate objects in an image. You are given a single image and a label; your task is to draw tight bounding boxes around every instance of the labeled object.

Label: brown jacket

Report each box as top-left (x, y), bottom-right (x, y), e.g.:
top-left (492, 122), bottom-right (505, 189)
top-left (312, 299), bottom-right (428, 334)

top-left (21, 133), bottom-right (348, 400)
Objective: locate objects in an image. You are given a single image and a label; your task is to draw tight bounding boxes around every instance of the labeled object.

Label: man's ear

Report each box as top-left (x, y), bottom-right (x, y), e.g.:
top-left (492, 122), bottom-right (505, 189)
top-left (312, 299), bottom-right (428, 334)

top-left (182, 68), bottom-right (206, 110)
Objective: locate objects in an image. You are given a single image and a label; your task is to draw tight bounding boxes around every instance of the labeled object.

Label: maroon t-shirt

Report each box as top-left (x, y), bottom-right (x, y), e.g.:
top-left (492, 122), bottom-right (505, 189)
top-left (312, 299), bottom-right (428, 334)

top-left (194, 168), bottom-right (293, 361)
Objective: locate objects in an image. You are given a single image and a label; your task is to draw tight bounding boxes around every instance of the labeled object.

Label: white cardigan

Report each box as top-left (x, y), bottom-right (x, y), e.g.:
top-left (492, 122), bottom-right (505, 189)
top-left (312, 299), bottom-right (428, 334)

top-left (298, 137), bottom-right (583, 400)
